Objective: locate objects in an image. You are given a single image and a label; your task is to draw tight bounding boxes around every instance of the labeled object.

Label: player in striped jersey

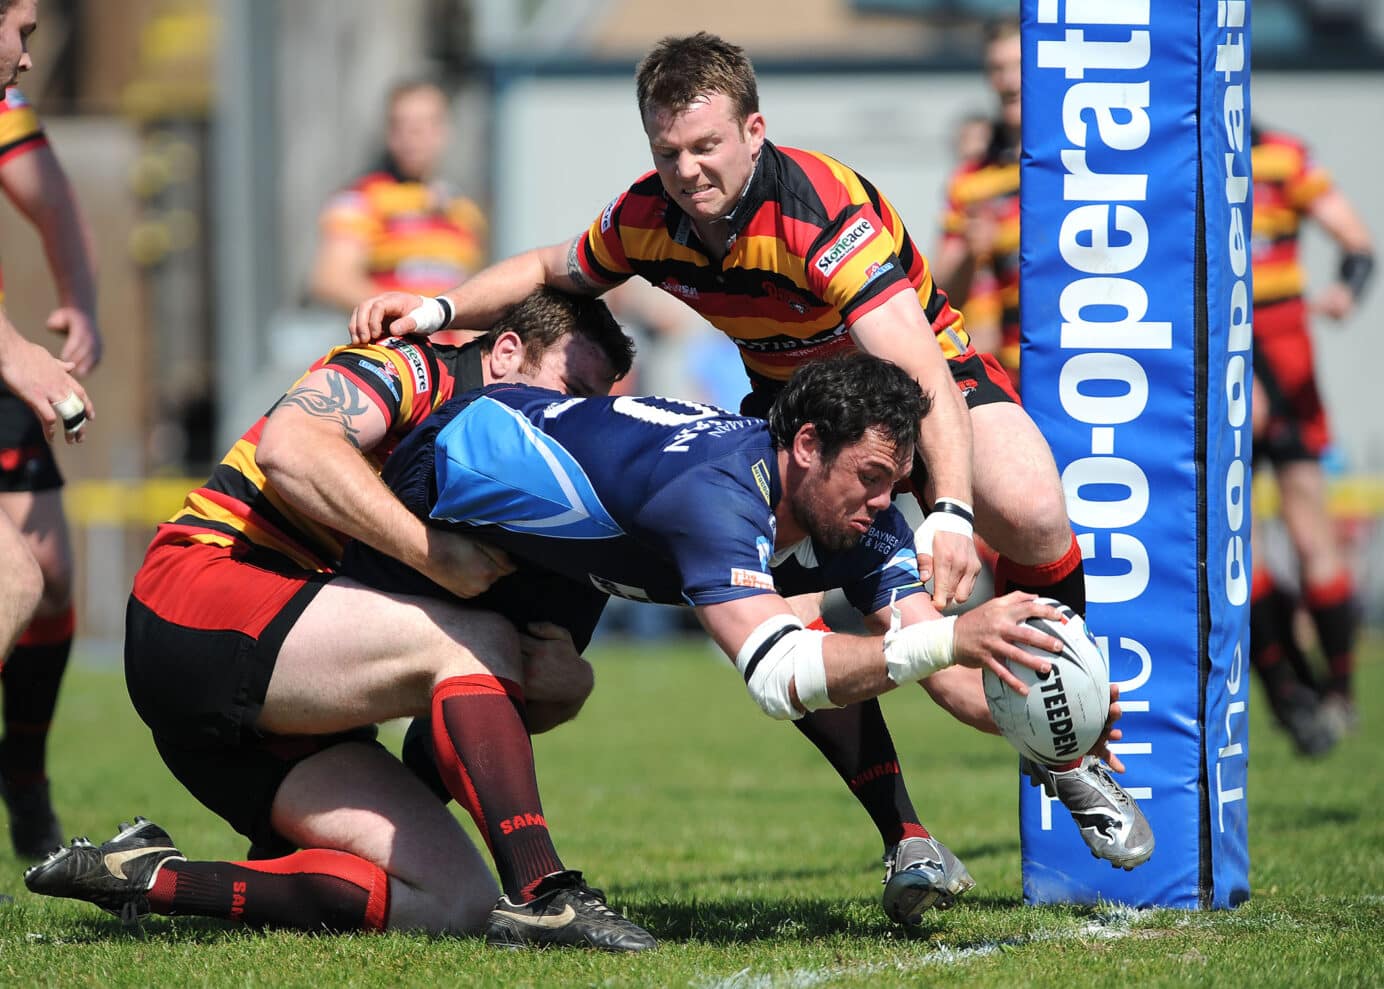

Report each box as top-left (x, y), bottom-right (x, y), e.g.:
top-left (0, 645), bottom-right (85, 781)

top-left (310, 81), bottom-right (487, 347)
top-left (349, 31), bottom-right (1145, 884)
top-left (1247, 125), bottom-right (1373, 747)
top-left (29, 291), bottom-right (657, 950)
top-left (0, 0), bottom-right (102, 859)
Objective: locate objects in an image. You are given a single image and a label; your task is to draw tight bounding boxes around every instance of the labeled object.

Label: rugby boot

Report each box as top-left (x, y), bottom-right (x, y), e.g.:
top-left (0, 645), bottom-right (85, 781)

top-left (485, 870), bottom-right (656, 952)
top-left (24, 817), bottom-right (184, 925)
top-left (1317, 692), bottom-right (1359, 741)
top-left (1267, 684), bottom-right (1338, 758)
top-left (1022, 756), bottom-right (1155, 870)
top-left (880, 835), bottom-right (976, 925)
top-left (0, 777), bottom-right (63, 859)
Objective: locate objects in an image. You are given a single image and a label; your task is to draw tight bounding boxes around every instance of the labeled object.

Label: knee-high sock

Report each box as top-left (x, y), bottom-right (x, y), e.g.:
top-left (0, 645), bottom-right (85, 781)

top-left (792, 618), bottom-right (928, 849)
top-left (147, 850), bottom-right (389, 931)
top-left (0, 608), bottom-right (74, 788)
top-left (1248, 568), bottom-right (1305, 703)
top-left (430, 674), bottom-right (563, 901)
top-left (993, 533), bottom-right (1086, 615)
top-left (1304, 570), bottom-right (1358, 698)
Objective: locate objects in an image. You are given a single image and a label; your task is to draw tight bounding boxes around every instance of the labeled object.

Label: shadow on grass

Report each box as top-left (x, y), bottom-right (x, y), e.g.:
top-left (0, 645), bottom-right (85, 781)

top-left (631, 891), bottom-right (1044, 944)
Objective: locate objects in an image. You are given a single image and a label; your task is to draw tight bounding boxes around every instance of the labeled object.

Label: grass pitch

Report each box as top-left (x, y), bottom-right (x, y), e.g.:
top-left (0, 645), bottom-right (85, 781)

top-left (1, 634), bottom-right (1380, 988)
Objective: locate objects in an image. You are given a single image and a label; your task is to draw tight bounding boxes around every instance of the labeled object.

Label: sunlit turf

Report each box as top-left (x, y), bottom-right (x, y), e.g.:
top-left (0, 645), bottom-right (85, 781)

top-left (1, 634), bottom-right (1379, 988)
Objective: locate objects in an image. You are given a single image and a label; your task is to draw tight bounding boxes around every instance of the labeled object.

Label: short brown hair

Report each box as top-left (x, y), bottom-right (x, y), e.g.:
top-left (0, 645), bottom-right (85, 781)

top-left (985, 17), bottom-right (1021, 46)
top-left (480, 287), bottom-right (635, 382)
top-left (635, 32), bottom-right (759, 122)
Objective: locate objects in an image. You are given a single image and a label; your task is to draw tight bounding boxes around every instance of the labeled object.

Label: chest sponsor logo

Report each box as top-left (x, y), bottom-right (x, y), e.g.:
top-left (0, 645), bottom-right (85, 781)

top-left (815, 217), bottom-right (876, 277)
top-left (731, 567), bottom-right (776, 591)
top-left (761, 281), bottom-right (811, 314)
top-left (659, 278), bottom-right (700, 300)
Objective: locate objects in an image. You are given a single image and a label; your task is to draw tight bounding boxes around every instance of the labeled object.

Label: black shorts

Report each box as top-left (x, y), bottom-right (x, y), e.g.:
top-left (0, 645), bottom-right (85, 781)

top-left (124, 571), bottom-right (381, 853)
top-left (738, 349), bottom-right (1020, 419)
top-left (0, 383), bottom-right (62, 492)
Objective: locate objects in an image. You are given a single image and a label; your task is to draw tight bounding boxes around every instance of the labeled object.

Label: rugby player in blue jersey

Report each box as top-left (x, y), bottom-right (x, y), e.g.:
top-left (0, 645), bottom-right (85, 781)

top-left (346, 353), bottom-right (1135, 933)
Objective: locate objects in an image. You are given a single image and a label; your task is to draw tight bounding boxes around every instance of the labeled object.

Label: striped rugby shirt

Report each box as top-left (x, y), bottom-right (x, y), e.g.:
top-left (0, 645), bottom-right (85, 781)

top-left (150, 339), bottom-right (479, 572)
top-left (577, 140), bottom-right (971, 384)
top-left (1251, 127), bottom-right (1333, 307)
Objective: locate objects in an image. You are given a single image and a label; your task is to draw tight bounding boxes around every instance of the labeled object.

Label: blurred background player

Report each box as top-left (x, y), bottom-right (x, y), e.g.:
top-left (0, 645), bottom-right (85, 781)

top-left (309, 80), bottom-right (486, 345)
top-left (1248, 122), bottom-right (1374, 751)
top-left (932, 18), bottom-right (1020, 389)
top-left (0, 0), bottom-right (102, 860)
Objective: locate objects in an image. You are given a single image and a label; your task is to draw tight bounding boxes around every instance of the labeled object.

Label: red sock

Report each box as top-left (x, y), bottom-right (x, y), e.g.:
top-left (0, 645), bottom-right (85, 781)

top-left (147, 850), bottom-right (389, 931)
top-left (797, 618), bottom-right (929, 847)
top-left (994, 533), bottom-right (1086, 615)
top-left (430, 674), bottom-right (563, 900)
top-left (1, 608), bottom-right (74, 788)
top-left (1304, 571), bottom-right (1358, 697)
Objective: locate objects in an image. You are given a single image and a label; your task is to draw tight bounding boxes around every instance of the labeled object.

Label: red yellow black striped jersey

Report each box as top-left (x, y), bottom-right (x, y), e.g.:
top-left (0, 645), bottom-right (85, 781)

top-left (1251, 127), bottom-right (1332, 307)
top-left (0, 88), bottom-right (47, 301)
top-left (578, 141), bottom-right (969, 383)
top-left (320, 164), bottom-right (487, 297)
top-left (942, 126), bottom-right (1020, 371)
top-left (151, 339), bottom-right (477, 572)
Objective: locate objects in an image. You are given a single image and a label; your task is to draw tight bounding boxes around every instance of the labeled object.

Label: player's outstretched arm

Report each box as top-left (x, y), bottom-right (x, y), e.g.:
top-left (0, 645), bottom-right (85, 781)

top-left (848, 291), bottom-right (981, 610)
top-left (696, 590), bottom-right (1057, 720)
top-left (347, 235), bottom-right (600, 343)
top-left (256, 365), bottom-right (514, 598)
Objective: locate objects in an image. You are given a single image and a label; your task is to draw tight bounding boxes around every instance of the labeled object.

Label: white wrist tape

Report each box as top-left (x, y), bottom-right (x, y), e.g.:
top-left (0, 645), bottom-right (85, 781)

top-left (403, 296), bottom-right (453, 335)
top-left (913, 497), bottom-right (974, 558)
top-left (883, 614), bottom-right (958, 685)
top-left (733, 614), bottom-right (831, 719)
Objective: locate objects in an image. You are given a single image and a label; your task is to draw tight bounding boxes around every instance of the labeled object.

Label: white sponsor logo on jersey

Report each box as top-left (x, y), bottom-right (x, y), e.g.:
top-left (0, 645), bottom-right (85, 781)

top-left (815, 217), bottom-right (876, 277)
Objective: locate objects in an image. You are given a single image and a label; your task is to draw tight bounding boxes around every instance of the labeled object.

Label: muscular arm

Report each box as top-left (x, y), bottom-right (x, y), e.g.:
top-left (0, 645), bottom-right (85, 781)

top-left (848, 291), bottom-right (977, 606)
top-left (350, 234), bottom-right (608, 342)
top-left (696, 590), bottom-right (1059, 717)
top-left (256, 367), bottom-right (512, 597)
top-left (0, 143), bottom-right (102, 374)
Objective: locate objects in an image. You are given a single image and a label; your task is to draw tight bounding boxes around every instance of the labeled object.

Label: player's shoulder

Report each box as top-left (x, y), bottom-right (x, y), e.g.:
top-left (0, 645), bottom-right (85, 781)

top-left (597, 170), bottom-right (666, 229)
top-left (0, 87), bottom-right (32, 114)
top-left (1251, 127), bottom-right (1310, 176)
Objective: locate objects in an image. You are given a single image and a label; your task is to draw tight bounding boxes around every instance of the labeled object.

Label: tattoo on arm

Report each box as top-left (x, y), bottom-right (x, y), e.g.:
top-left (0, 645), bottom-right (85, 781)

top-left (277, 374), bottom-right (373, 449)
top-left (566, 236), bottom-right (598, 294)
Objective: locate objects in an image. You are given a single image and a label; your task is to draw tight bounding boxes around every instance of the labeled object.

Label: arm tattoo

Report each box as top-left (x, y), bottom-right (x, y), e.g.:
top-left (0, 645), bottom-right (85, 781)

top-left (277, 374), bottom-right (373, 449)
top-left (566, 236), bottom-right (598, 294)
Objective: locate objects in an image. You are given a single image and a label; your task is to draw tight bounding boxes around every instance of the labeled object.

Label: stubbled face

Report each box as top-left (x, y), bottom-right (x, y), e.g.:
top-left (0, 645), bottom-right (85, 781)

top-left (986, 32), bottom-right (1022, 133)
top-left (386, 86), bottom-right (450, 181)
top-left (0, 0), bottom-right (37, 90)
top-left (792, 428), bottom-right (907, 552)
top-left (517, 335), bottom-right (617, 398)
top-left (643, 91), bottom-right (764, 226)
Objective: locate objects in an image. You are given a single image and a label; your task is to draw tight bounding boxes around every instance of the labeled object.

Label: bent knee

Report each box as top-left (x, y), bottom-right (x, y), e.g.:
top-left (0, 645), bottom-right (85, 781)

top-left (426, 604), bottom-right (523, 683)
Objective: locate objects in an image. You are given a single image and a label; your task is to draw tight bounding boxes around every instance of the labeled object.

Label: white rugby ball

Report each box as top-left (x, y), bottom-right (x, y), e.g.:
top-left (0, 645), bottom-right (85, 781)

top-left (982, 600), bottom-right (1110, 766)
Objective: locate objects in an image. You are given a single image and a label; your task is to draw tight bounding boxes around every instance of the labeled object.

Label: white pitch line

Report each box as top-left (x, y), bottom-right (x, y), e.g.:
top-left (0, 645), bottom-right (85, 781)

top-left (694, 908), bottom-right (1148, 989)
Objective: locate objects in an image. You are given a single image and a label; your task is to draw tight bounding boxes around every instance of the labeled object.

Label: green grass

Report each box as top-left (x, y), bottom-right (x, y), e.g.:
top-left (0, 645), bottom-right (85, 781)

top-left (1, 635), bottom-right (1381, 988)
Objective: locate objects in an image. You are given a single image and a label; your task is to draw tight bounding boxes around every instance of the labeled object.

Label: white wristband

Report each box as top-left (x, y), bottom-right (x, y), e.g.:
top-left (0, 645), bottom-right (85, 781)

top-left (403, 296), bottom-right (451, 335)
top-left (913, 499), bottom-right (974, 558)
top-left (883, 615), bottom-right (958, 685)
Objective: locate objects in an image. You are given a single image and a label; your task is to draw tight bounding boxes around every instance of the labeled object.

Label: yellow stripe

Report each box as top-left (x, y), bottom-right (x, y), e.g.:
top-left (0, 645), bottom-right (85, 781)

top-left (1251, 262), bottom-right (1304, 303)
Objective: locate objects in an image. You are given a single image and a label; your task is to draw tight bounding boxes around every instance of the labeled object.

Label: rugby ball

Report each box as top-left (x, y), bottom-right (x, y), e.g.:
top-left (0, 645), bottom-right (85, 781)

top-left (982, 600), bottom-right (1110, 766)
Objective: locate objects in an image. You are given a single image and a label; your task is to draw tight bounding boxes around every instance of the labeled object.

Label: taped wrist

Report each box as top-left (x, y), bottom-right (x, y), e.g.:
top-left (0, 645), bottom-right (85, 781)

top-left (733, 614), bottom-right (832, 719)
top-left (882, 615), bottom-right (958, 685)
top-left (1339, 251), bottom-right (1375, 302)
top-left (914, 498), bottom-right (974, 556)
top-left (404, 295), bottom-right (455, 335)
